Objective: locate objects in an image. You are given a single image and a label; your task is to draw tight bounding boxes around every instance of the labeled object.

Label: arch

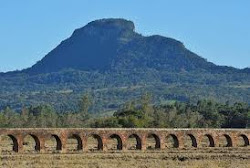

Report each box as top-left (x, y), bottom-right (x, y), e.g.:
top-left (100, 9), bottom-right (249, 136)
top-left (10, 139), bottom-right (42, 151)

top-left (9, 135), bottom-right (18, 152)
top-left (87, 134), bottom-right (103, 151)
top-left (52, 135), bottom-right (62, 150)
top-left (188, 134), bottom-right (197, 147)
top-left (0, 135), bottom-right (19, 153)
top-left (45, 134), bottom-right (62, 153)
top-left (165, 134), bottom-right (179, 148)
top-left (146, 134), bottom-right (161, 150)
top-left (127, 134), bottom-right (142, 150)
top-left (237, 134), bottom-right (249, 147)
top-left (219, 134), bottom-right (232, 147)
top-left (67, 134), bottom-right (83, 152)
top-left (202, 134), bottom-right (215, 147)
top-left (23, 134), bottom-right (41, 152)
top-left (184, 134), bottom-right (197, 148)
top-left (107, 134), bottom-right (123, 150)
top-left (224, 134), bottom-right (233, 147)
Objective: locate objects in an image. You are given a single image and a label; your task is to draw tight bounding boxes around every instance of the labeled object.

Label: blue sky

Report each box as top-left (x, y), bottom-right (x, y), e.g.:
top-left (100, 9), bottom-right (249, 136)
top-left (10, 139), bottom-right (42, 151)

top-left (0, 0), bottom-right (249, 72)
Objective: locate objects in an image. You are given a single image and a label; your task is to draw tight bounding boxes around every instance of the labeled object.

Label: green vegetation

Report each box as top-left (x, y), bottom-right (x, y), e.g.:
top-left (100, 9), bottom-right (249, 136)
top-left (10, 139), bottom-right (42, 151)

top-left (0, 69), bottom-right (250, 114)
top-left (0, 18), bottom-right (249, 168)
top-left (0, 93), bottom-right (249, 128)
top-left (0, 19), bottom-right (249, 114)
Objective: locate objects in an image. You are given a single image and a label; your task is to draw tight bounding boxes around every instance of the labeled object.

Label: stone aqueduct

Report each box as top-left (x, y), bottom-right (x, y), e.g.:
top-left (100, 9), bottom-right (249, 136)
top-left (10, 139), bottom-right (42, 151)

top-left (0, 128), bottom-right (249, 153)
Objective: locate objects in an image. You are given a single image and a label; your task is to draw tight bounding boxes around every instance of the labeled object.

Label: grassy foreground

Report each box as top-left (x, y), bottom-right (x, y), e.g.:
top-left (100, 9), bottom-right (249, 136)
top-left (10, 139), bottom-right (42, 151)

top-left (1, 148), bottom-right (249, 168)
top-left (0, 136), bottom-right (249, 168)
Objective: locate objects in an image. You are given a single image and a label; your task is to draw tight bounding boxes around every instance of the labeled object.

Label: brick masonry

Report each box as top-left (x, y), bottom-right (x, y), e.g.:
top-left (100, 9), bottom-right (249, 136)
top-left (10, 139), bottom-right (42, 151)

top-left (0, 128), bottom-right (249, 153)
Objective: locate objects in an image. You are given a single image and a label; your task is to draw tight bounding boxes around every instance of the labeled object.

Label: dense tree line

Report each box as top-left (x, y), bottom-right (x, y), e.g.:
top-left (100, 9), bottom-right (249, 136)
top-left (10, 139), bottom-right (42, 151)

top-left (92, 94), bottom-right (250, 128)
top-left (0, 69), bottom-right (250, 114)
top-left (0, 94), bottom-right (91, 128)
top-left (0, 94), bottom-right (249, 128)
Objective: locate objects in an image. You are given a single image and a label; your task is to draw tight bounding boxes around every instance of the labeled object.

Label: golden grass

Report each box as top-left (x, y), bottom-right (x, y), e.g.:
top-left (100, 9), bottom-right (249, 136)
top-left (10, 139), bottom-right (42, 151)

top-left (0, 136), bottom-right (249, 168)
top-left (0, 151), bottom-right (249, 168)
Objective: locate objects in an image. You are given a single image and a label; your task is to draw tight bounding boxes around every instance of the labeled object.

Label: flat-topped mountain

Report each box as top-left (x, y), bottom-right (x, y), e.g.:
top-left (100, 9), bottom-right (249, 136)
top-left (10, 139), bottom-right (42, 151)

top-left (23, 18), bottom-right (235, 74)
top-left (0, 18), bottom-right (249, 113)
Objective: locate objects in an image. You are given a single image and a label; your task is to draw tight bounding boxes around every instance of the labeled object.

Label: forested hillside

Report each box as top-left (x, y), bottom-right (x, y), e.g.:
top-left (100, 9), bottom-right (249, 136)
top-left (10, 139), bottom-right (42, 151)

top-left (0, 18), bottom-right (249, 113)
top-left (0, 94), bottom-right (249, 128)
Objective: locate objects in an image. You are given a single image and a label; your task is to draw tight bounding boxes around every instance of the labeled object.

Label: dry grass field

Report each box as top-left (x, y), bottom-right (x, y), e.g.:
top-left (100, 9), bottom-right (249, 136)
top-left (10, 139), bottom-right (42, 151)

top-left (1, 149), bottom-right (249, 168)
top-left (0, 135), bottom-right (249, 168)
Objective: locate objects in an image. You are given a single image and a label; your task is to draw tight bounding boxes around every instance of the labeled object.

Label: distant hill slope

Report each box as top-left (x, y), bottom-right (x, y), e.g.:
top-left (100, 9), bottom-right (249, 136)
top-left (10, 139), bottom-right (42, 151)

top-left (0, 18), bottom-right (249, 113)
top-left (23, 18), bottom-right (237, 74)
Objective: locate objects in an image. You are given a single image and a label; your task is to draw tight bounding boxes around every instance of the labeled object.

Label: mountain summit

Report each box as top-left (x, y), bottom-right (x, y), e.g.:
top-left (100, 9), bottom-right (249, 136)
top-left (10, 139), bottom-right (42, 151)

top-left (0, 18), bottom-right (249, 113)
top-left (25, 19), bottom-right (138, 74)
top-left (25, 18), bottom-right (218, 74)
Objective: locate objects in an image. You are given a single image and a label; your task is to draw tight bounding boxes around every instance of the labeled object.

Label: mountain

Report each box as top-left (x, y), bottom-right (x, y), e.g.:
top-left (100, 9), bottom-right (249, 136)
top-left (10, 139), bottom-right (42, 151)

top-left (24, 18), bottom-right (233, 74)
top-left (243, 68), bottom-right (250, 73)
top-left (0, 18), bottom-right (249, 113)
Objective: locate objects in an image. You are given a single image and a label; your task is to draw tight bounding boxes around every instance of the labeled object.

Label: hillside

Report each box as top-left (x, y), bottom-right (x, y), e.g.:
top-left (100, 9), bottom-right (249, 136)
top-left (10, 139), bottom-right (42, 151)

top-left (24, 18), bottom-right (215, 74)
top-left (0, 18), bottom-right (249, 113)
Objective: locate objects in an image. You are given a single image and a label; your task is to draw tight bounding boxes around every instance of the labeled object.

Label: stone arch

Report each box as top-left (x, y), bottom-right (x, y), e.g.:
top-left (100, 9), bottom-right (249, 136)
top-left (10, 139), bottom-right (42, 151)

top-left (127, 134), bottom-right (142, 150)
top-left (237, 134), bottom-right (249, 147)
top-left (67, 134), bottom-right (83, 152)
top-left (1, 135), bottom-right (19, 153)
top-left (52, 135), bottom-right (62, 150)
top-left (219, 134), bottom-right (232, 147)
top-left (165, 134), bottom-right (179, 148)
top-left (23, 134), bottom-right (41, 152)
top-left (87, 134), bottom-right (103, 151)
top-left (107, 134), bottom-right (123, 150)
top-left (45, 134), bottom-right (62, 152)
top-left (201, 134), bottom-right (215, 147)
top-left (184, 134), bottom-right (197, 148)
top-left (146, 133), bottom-right (161, 150)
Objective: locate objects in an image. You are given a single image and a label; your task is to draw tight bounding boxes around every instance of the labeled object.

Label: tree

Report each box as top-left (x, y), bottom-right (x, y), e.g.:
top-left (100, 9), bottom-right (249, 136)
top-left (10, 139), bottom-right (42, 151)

top-left (78, 93), bottom-right (93, 126)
